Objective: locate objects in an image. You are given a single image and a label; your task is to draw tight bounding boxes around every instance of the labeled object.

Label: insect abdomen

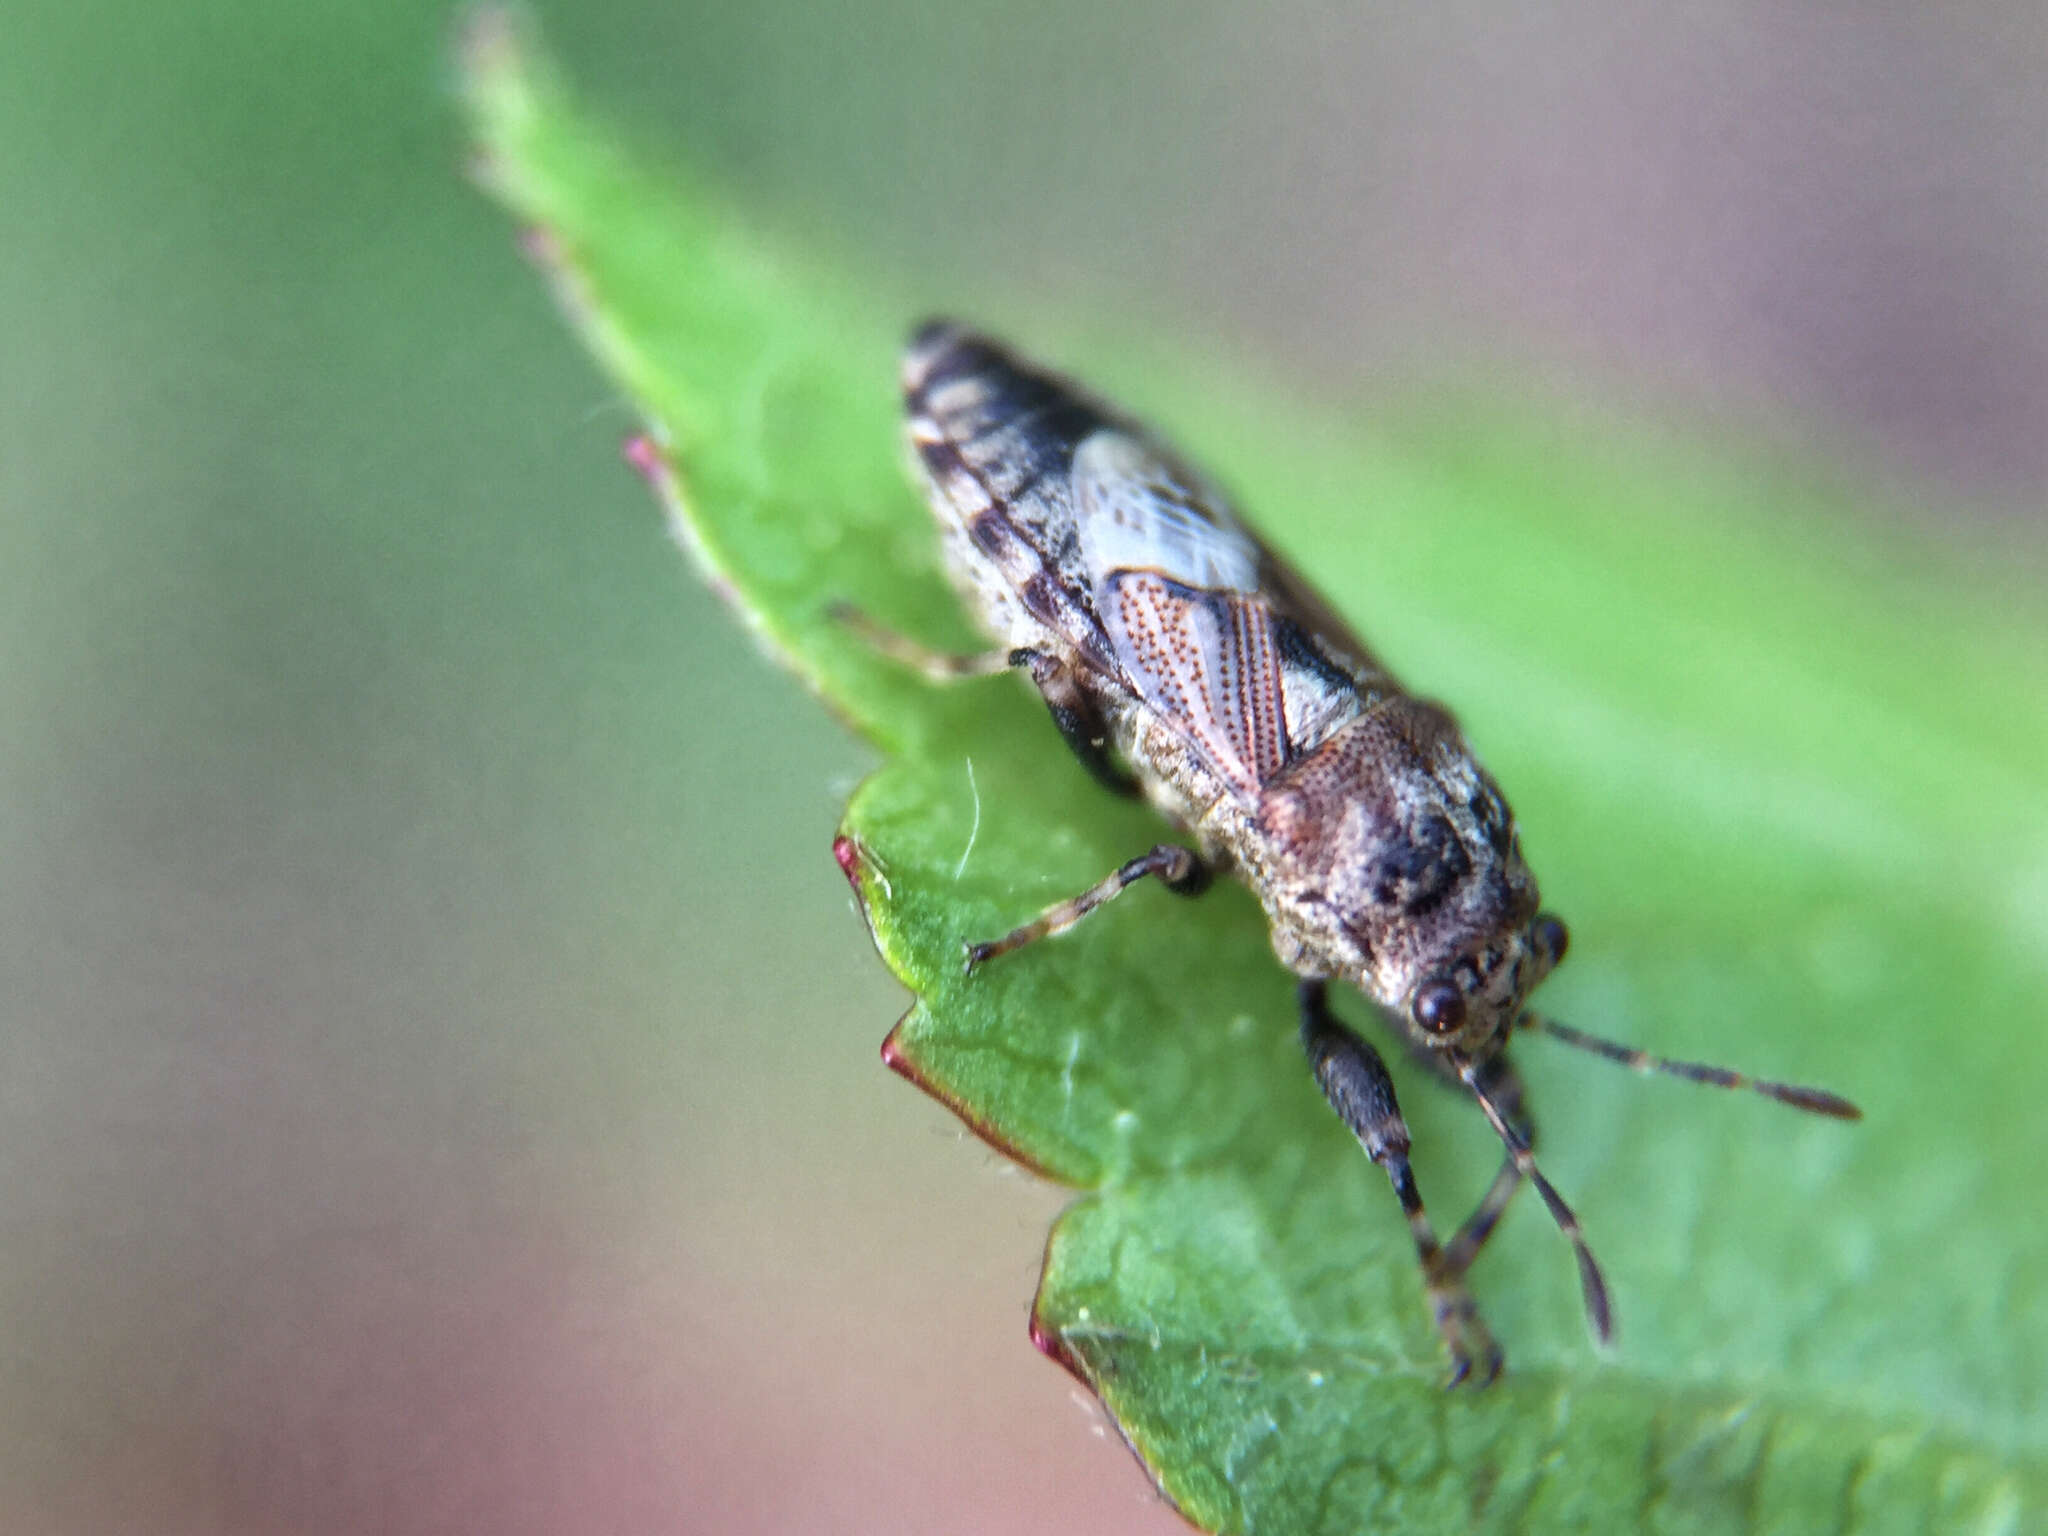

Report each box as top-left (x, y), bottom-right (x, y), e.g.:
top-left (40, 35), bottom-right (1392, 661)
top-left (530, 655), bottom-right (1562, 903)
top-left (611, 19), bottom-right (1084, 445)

top-left (903, 324), bottom-right (1104, 514)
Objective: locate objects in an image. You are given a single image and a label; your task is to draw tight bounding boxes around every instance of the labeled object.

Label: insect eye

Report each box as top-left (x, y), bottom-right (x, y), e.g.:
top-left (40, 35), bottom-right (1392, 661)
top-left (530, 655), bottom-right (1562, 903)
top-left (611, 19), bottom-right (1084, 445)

top-left (1531, 914), bottom-right (1570, 967)
top-left (1412, 978), bottom-right (1466, 1034)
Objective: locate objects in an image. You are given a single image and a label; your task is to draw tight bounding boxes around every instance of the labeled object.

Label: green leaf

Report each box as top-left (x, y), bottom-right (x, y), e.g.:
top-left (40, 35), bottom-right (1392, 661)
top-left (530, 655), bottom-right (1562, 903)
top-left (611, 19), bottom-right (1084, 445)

top-left (462, 17), bottom-right (2048, 1532)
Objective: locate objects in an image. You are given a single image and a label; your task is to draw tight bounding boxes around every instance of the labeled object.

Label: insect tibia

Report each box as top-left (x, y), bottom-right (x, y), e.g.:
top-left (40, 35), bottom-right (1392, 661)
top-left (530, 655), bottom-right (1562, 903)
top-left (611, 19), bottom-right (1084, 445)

top-left (962, 843), bottom-right (1208, 974)
top-left (1525, 1014), bottom-right (1862, 1120)
top-left (825, 601), bottom-right (1013, 681)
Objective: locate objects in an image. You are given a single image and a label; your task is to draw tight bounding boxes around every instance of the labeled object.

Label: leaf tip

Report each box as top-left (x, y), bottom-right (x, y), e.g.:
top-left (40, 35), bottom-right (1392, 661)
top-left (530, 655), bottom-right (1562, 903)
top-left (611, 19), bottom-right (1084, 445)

top-left (878, 1017), bottom-right (918, 1082)
top-left (1027, 1302), bottom-right (1091, 1387)
top-left (516, 221), bottom-right (566, 268)
top-left (622, 431), bottom-right (668, 487)
top-left (831, 832), bottom-right (861, 880)
top-left (879, 1012), bottom-right (1072, 1183)
top-left (833, 830), bottom-right (878, 925)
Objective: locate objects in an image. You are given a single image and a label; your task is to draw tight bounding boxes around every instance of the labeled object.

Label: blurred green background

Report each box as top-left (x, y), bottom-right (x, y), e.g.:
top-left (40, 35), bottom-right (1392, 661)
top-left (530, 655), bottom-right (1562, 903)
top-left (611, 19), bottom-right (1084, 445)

top-left (2, 3), bottom-right (2042, 1533)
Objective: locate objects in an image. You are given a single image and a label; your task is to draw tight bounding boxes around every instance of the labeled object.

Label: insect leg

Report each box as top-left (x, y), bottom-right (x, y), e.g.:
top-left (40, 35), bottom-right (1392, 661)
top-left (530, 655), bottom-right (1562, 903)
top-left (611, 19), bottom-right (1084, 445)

top-left (825, 601), bottom-right (1013, 679)
top-left (963, 844), bottom-right (1210, 973)
top-left (1298, 980), bottom-right (1502, 1386)
top-left (828, 607), bottom-right (1137, 794)
top-left (1008, 646), bottom-right (1140, 797)
top-left (1440, 1054), bottom-right (1531, 1278)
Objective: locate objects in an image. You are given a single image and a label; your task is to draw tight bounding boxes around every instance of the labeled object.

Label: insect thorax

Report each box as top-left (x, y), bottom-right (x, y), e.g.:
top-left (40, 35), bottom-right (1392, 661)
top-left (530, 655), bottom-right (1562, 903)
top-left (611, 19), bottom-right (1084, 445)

top-left (1242, 699), bottom-right (1543, 1044)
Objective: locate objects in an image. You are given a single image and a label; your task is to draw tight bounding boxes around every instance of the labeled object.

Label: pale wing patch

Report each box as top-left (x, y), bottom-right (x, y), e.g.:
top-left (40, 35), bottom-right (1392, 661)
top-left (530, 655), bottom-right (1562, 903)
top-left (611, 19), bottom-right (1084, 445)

top-left (1072, 430), bottom-right (1262, 594)
top-left (1102, 572), bottom-right (1290, 800)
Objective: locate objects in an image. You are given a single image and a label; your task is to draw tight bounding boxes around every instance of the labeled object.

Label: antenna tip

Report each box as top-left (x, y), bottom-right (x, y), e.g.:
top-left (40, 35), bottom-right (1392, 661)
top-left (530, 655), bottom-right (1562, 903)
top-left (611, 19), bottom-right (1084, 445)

top-left (1771, 1084), bottom-right (1864, 1120)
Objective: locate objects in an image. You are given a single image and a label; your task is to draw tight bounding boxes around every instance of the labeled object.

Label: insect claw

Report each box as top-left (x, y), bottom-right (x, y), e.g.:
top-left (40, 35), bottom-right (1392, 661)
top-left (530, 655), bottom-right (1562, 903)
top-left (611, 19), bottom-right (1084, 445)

top-left (1477, 1343), bottom-right (1505, 1387)
top-left (1443, 1334), bottom-right (1504, 1389)
top-left (1446, 1321), bottom-right (1505, 1390)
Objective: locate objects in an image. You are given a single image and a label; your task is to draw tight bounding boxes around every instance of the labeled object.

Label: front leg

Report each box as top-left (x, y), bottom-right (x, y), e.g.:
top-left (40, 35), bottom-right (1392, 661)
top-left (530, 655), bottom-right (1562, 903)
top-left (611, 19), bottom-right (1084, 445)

top-left (1298, 980), bottom-right (1503, 1386)
top-left (964, 843), bottom-right (1210, 973)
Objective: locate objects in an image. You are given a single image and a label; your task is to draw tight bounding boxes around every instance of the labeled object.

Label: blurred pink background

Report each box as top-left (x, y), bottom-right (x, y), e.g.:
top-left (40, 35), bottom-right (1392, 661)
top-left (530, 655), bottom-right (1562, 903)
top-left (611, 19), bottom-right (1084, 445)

top-left (1, 2), bottom-right (2041, 1531)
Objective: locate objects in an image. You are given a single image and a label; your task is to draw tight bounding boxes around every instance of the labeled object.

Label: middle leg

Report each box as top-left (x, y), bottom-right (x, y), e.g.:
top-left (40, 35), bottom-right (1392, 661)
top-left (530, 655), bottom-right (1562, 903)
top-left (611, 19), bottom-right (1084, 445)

top-left (964, 843), bottom-right (1210, 973)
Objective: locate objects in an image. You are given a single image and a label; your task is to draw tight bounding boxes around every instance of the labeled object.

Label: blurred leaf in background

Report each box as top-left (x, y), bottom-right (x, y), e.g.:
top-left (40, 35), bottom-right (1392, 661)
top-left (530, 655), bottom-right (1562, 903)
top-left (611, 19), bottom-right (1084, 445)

top-left (1, 1), bottom-right (2043, 1533)
top-left (466, 15), bottom-right (2047, 1534)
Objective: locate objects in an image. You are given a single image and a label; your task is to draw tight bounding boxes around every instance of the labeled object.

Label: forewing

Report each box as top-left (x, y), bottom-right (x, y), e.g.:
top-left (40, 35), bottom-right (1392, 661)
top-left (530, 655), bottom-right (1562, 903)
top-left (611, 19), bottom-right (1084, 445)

top-left (1074, 428), bottom-right (1376, 798)
top-left (904, 325), bottom-right (1385, 801)
top-left (1070, 429), bottom-right (1264, 595)
top-left (1100, 571), bottom-right (1291, 799)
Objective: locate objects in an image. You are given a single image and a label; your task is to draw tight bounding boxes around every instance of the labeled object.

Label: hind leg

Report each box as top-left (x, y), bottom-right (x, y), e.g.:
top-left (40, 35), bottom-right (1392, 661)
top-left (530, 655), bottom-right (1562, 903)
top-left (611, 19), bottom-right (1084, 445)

top-left (830, 605), bottom-right (1137, 795)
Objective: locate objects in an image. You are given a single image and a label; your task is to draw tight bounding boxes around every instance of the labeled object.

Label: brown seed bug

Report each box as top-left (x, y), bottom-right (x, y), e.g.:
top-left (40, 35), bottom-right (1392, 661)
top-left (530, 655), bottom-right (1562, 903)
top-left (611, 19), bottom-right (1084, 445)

top-left (840, 321), bottom-right (1861, 1385)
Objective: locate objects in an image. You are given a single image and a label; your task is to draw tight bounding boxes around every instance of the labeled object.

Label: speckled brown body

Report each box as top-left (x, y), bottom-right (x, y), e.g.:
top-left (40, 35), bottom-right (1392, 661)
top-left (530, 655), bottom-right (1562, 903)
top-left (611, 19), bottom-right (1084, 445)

top-left (902, 323), bottom-right (1553, 1059)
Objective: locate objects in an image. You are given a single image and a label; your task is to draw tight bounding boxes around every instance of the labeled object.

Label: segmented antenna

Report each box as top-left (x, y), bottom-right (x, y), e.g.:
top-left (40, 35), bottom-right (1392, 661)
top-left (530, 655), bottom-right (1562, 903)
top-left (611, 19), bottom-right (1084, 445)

top-left (1527, 1014), bottom-right (1862, 1120)
top-left (1457, 1063), bottom-right (1613, 1344)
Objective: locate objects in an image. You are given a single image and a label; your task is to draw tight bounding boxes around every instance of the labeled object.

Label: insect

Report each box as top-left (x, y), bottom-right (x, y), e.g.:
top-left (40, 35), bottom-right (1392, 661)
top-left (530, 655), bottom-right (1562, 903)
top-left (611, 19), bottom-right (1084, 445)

top-left (843, 321), bottom-right (1861, 1385)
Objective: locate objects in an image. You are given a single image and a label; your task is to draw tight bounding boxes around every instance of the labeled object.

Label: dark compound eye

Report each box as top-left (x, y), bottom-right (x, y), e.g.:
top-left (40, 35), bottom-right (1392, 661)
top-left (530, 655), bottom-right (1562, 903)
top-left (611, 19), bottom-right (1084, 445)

top-left (1531, 914), bottom-right (1570, 968)
top-left (1468, 781), bottom-right (1513, 855)
top-left (1412, 977), bottom-right (1466, 1034)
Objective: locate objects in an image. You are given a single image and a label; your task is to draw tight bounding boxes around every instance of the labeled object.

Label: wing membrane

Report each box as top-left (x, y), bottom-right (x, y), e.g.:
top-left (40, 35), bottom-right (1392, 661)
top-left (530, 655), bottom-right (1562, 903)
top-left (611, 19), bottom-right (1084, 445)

top-left (1101, 572), bottom-right (1292, 800)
